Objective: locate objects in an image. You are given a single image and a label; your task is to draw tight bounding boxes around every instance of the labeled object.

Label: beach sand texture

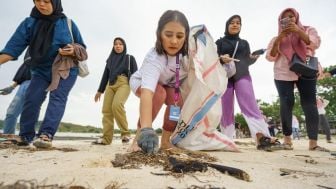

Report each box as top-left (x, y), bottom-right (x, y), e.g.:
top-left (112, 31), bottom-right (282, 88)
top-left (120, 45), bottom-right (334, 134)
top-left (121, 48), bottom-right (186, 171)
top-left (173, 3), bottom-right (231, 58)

top-left (0, 136), bottom-right (335, 189)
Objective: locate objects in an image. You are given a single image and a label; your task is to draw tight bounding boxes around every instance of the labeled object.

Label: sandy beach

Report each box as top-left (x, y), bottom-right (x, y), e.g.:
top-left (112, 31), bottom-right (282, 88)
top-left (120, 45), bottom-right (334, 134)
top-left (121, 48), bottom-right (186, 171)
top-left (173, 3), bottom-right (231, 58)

top-left (0, 135), bottom-right (335, 189)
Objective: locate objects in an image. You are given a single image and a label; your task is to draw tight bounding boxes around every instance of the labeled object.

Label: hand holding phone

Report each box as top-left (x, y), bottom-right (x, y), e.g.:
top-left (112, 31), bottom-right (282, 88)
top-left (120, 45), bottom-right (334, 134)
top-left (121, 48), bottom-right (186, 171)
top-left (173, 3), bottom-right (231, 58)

top-left (280, 17), bottom-right (291, 29)
top-left (252, 49), bottom-right (266, 56)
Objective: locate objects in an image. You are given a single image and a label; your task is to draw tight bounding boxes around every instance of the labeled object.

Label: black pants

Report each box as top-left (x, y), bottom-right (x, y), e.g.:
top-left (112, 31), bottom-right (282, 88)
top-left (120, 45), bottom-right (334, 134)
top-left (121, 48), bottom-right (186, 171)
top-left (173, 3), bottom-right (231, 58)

top-left (274, 78), bottom-right (318, 140)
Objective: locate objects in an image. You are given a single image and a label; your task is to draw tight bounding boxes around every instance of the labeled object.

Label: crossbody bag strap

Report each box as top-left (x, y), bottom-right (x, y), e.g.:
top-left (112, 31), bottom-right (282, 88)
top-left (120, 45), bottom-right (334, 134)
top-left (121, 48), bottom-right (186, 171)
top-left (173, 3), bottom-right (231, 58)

top-left (128, 55), bottom-right (131, 77)
top-left (232, 41), bottom-right (239, 59)
top-left (66, 18), bottom-right (74, 43)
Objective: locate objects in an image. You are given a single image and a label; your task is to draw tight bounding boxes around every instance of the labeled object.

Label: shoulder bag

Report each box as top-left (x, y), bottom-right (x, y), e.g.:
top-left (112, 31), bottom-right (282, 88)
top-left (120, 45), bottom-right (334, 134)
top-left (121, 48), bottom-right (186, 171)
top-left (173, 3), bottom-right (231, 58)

top-left (289, 53), bottom-right (318, 78)
top-left (66, 18), bottom-right (89, 78)
top-left (223, 41), bottom-right (239, 78)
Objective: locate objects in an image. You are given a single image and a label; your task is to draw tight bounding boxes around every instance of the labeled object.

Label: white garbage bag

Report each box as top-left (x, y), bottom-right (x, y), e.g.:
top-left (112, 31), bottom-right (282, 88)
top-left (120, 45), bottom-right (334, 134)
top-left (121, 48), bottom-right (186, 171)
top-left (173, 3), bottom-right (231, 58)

top-left (171, 25), bottom-right (238, 151)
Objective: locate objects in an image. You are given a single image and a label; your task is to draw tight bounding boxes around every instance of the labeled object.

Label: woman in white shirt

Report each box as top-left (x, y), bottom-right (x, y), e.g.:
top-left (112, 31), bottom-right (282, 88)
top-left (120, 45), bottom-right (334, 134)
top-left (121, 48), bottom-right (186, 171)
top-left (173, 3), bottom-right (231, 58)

top-left (129, 10), bottom-right (190, 154)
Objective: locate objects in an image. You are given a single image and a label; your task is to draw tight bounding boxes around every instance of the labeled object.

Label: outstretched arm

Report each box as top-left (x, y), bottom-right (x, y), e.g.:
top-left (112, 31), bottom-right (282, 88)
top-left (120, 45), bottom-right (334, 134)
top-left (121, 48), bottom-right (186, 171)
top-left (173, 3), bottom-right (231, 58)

top-left (0, 54), bottom-right (14, 65)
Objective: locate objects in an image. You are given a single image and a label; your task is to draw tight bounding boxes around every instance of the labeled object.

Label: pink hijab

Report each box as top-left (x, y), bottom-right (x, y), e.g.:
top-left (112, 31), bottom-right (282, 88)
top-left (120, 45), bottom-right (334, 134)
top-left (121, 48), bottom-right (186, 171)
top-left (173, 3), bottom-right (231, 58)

top-left (278, 8), bottom-right (307, 62)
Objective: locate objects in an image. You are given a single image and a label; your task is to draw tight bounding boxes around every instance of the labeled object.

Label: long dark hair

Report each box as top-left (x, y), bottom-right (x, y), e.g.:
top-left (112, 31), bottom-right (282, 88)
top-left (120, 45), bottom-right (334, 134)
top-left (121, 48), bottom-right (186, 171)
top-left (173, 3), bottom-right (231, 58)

top-left (155, 10), bottom-right (189, 56)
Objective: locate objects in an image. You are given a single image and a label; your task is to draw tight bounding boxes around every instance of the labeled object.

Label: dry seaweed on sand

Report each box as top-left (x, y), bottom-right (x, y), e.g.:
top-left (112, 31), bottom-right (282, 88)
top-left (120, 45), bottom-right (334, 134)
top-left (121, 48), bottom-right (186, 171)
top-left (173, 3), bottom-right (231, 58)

top-left (279, 168), bottom-right (328, 177)
top-left (111, 148), bottom-right (250, 181)
top-left (167, 184), bottom-right (226, 189)
top-left (0, 179), bottom-right (125, 189)
top-left (111, 149), bottom-right (217, 168)
top-left (0, 179), bottom-right (88, 189)
top-left (0, 144), bottom-right (78, 152)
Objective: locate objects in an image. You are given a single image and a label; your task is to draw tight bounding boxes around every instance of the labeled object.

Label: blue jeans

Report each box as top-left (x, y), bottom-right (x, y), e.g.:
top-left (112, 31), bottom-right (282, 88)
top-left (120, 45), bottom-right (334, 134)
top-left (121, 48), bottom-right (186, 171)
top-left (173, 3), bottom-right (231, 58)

top-left (292, 128), bottom-right (300, 140)
top-left (3, 80), bottom-right (31, 134)
top-left (19, 74), bottom-right (77, 142)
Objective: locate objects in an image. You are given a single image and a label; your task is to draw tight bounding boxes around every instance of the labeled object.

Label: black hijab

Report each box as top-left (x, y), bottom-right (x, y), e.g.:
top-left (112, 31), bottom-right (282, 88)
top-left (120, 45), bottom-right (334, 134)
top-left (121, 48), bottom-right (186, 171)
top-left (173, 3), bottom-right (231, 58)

top-left (106, 37), bottom-right (128, 82)
top-left (29, 0), bottom-right (66, 65)
top-left (224, 15), bottom-right (241, 40)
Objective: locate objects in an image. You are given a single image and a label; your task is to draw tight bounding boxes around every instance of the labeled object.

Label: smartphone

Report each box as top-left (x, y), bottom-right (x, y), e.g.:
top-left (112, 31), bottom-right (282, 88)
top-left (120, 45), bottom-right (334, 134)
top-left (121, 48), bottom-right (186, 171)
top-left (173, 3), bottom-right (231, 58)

top-left (280, 17), bottom-right (291, 29)
top-left (62, 48), bottom-right (72, 51)
top-left (252, 49), bottom-right (266, 55)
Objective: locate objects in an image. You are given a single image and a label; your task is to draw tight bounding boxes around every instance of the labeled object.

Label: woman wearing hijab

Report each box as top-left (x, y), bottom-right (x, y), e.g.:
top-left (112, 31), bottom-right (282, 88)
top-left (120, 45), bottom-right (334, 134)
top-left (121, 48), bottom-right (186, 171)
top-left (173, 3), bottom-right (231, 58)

top-left (0, 0), bottom-right (86, 148)
top-left (94, 37), bottom-right (138, 145)
top-left (216, 15), bottom-right (281, 151)
top-left (266, 8), bottom-right (328, 151)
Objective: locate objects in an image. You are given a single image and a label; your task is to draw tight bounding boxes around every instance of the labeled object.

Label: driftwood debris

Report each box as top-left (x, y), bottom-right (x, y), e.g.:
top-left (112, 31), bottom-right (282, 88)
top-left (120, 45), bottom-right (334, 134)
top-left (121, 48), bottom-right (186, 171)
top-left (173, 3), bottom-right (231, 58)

top-left (167, 156), bottom-right (250, 181)
top-left (111, 149), bottom-right (250, 182)
top-left (279, 168), bottom-right (326, 177)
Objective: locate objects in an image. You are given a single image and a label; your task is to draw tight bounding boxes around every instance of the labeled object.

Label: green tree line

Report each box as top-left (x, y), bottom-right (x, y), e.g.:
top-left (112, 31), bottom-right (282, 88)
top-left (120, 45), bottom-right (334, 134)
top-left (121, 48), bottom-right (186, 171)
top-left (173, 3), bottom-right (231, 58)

top-left (239, 65), bottom-right (336, 134)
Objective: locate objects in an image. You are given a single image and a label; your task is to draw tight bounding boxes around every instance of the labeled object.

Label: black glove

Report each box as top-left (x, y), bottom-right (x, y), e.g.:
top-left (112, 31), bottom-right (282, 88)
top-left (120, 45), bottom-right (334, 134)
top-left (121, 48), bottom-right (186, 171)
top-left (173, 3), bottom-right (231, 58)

top-left (0, 86), bottom-right (15, 95)
top-left (137, 128), bottom-right (159, 154)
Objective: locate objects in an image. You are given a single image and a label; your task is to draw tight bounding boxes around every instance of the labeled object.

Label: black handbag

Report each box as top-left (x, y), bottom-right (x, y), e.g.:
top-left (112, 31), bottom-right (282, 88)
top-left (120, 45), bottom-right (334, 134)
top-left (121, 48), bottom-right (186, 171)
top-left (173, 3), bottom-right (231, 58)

top-left (289, 53), bottom-right (318, 78)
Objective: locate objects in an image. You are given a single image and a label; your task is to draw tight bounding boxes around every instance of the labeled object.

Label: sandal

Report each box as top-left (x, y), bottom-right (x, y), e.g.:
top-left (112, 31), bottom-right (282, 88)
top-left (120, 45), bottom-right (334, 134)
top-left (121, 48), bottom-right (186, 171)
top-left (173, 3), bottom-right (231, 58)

top-left (257, 136), bottom-right (273, 151)
top-left (121, 136), bottom-right (130, 144)
top-left (33, 134), bottom-right (52, 148)
top-left (282, 142), bottom-right (294, 150)
top-left (309, 146), bottom-right (330, 152)
top-left (257, 137), bottom-right (287, 151)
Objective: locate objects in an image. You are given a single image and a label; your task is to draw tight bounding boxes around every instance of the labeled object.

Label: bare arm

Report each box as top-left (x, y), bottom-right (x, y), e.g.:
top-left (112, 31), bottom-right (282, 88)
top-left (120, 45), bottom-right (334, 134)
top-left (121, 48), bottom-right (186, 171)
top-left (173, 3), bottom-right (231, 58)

top-left (270, 33), bottom-right (286, 57)
top-left (140, 88), bottom-right (154, 129)
top-left (0, 54), bottom-right (14, 65)
top-left (285, 22), bottom-right (310, 45)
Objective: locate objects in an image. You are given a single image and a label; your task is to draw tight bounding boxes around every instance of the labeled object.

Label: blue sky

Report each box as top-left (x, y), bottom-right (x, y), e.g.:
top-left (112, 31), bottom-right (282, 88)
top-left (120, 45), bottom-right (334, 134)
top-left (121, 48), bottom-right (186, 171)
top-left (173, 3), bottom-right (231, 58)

top-left (1, 0), bottom-right (336, 129)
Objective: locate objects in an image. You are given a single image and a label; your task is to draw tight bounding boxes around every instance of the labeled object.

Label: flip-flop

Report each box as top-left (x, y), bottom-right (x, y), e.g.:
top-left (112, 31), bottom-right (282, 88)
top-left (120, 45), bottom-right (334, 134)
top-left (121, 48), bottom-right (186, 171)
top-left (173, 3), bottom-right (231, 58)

top-left (309, 146), bottom-right (330, 152)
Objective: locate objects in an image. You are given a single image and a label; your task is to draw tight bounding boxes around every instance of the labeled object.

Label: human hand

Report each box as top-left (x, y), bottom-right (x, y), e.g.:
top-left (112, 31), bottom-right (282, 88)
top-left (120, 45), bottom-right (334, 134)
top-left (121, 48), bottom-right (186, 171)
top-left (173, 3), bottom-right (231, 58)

top-left (0, 86), bottom-right (15, 95)
top-left (250, 54), bottom-right (260, 60)
top-left (94, 92), bottom-right (102, 102)
top-left (285, 22), bottom-right (300, 33)
top-left (58, 44), bottom-right (75, 56)
top-left (137, 128), bottom-right (159, 154)
top-left (220, 54), bottom-right (239, 64)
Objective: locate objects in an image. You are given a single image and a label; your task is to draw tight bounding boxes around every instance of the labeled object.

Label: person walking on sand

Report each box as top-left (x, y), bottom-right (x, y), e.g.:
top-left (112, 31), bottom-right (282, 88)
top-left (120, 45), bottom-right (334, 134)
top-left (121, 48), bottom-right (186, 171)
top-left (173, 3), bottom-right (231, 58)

top-left (0, 51), bottom-right (31, 134)
top-left (292, 115), bottom-right (300, 140)
top-left (93, 37), bottom-right (137, 145)
top-left (266, 8), bottom-right (328, 152)
top-left (216, 15), bottom-right (283, 151)
top-left (0, 0), bottom-right (87, 148)
top-left (316, 96), bottom-right (332, 143)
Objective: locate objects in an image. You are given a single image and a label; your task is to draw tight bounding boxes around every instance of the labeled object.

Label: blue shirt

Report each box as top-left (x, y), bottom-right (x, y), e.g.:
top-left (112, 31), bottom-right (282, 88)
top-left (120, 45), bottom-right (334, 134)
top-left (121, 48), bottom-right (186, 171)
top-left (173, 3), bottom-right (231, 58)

top-left (0, 17), bottom-right (86, 81)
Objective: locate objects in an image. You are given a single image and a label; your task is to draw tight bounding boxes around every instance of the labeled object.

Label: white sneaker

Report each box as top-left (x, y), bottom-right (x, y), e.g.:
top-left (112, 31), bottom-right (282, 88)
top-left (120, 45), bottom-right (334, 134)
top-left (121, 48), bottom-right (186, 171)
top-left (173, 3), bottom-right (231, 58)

top-left (33, 135), bottom-right (52, 148)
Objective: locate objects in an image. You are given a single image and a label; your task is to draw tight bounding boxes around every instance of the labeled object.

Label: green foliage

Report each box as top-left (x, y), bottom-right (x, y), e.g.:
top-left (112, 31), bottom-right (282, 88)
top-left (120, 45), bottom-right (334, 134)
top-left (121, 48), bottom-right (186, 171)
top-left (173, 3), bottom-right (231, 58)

top-left (235, 113), bottom-right (247, 128)
top-left (57, 122), bottom-right (102, 133)
top-left (0, 120), bottom-right (3, 130)
top-left (0, 120), bottom-right (138, 134)
top-left (317, 65), bottom-right (336, 116)
top-left (255, 65), bottom-right (336, 130)
top-left (259, 99), bottom-right (281, 122)
top-left (57, 122), bottom-right (138, 134)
